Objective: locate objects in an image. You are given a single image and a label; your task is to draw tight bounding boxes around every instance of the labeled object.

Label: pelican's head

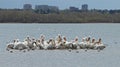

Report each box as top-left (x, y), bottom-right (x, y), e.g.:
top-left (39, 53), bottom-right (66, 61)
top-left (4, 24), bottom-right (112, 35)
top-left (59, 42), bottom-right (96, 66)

top-left (26, 35), bottom-right (30, 39)
top-left (58, 34), bottom-right (61, 37)
top-left (92, 38), bottom-right (95, 43)
top-left (49, 38), bottom-right (53, 42)
top-left (38, 40), bottom-right (40, 42)
top-left (63, 36), bottom-right (67, 41)
top-left (40, 34), bottom-right (45, 39)
top-left (98, 38), bottom-right (102, 43)
top-left (88, 37), bottom-right (90, 41)
top-left (16, 39), bottom-right (19, 42)
top-left (32, 39), bottom-right (35, 42)
top-left (13, 40), bottom-right (16, 43)
top-left (75, 36), bottom-right (78, 41)
top-left (82, 38), bottom-right (85, 42)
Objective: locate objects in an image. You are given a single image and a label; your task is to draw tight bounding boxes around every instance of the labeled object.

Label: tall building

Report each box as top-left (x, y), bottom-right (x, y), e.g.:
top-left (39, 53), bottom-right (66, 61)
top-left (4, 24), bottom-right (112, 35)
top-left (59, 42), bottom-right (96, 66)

top-left (81, 4), bottom-right (88, 11)
top-left (49, 6), bottom-right (59, 13)
top-left (23, 4), bottom-right (32, 10)
top-left (69, 6), bottom-right (79, 11)
top-left (35, 5), bottom-right (48, 10)
top-left (35, 5), bottom-right (59, 14)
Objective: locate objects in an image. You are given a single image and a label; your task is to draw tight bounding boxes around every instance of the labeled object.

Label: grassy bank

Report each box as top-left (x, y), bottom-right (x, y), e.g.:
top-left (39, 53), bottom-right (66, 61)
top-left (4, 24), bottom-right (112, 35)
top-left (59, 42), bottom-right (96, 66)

top-left (0, 10), bottom-right (120, 23)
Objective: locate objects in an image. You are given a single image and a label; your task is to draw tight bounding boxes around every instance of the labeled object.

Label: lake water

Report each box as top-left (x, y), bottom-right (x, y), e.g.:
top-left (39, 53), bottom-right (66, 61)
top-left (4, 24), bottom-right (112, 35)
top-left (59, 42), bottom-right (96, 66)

top-left (0, 23), bottom-right (120, 67)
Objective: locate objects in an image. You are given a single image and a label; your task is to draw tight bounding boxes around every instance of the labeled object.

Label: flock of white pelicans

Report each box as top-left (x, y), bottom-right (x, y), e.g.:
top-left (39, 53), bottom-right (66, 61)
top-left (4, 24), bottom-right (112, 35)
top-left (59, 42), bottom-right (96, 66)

top-left (6, 34), bottom-right (106, 53)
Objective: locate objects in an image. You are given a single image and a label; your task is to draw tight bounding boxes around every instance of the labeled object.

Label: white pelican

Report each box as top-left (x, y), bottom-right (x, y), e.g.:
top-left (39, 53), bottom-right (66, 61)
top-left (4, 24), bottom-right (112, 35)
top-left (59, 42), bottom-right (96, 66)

top-left (62, 36), bottom-right (72, 49)
top-left (79, 37), bottom-right (87, 49)
top-left (6, 40), bottom-right (16, 51)
top-left (13, 39), bottom-right (28, 50)
top-left (36, 40), bottom-right (44, 49)
top-left (39, 35), bottom-right (52, 49)
top-left (46, 39), bottom-right (56, 49)
top-left (41, 40), bottom-right (50, 50)
top-left (94, 38), bottom-right (106, 50)
top-left (71, 36), bottom-right (79, 49)
top-left (84, 37), bottom-right (91, 49)
top-left (89, 38), bottom-right (96, 49)
top-left (55, 34), bottom-right (63, 49)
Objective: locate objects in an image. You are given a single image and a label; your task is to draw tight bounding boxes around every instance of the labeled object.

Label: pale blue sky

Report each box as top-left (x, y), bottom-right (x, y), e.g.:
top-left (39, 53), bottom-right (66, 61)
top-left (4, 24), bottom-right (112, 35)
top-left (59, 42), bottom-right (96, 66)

top-left (0, 0), bottom-right (119, 9)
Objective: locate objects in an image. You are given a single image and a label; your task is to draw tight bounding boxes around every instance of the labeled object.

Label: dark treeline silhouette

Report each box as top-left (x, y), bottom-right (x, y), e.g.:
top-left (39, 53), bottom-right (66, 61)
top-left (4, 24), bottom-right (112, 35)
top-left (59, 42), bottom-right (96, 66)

top-left (0, 8), bottom-right (120, 23)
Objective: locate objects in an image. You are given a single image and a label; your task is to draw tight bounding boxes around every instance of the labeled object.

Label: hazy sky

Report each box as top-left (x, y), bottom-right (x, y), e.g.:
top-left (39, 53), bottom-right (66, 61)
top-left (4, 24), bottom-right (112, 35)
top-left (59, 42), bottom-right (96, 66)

top-left (0, 0), bottom-right (119, 9)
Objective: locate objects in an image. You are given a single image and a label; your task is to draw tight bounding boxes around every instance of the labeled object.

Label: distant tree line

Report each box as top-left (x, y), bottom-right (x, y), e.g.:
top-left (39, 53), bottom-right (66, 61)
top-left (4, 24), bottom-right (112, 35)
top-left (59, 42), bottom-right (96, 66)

top-left (0, 8), bottom-right (120, 23)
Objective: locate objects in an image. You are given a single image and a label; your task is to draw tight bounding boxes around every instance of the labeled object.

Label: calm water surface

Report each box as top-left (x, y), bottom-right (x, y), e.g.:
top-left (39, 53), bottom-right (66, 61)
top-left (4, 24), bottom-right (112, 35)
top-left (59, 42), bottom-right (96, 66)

top-left (0, 23), bottom-right (120, 67)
